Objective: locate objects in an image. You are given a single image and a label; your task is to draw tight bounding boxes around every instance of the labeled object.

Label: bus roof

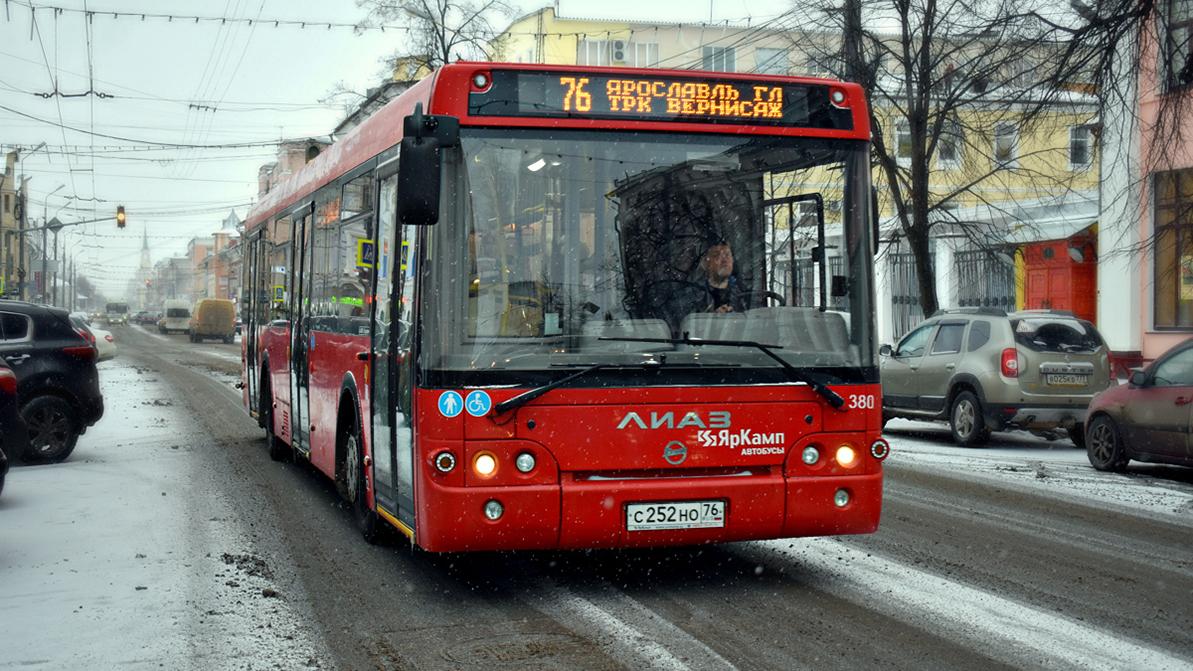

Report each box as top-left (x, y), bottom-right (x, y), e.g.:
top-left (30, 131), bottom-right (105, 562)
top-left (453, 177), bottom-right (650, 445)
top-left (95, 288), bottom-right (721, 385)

top-left (245, 62), bottom-right (870, 232)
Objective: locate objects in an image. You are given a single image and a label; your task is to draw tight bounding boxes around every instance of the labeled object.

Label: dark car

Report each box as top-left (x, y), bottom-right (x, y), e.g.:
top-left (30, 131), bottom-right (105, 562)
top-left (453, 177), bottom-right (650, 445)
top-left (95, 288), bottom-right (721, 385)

top-left (0, 300), bottom-right (105, 462)
top-left (0, 356), bottom-right (25, 493)
top-left (1084, 338), bottom-right (1193, 471)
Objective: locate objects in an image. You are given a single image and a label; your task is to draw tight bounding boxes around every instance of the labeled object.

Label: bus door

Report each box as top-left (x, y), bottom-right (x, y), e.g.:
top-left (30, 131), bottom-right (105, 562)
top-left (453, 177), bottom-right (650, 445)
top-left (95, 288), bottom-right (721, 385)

top-left (244, 230), bottom-right (261, 418)
top-left (289, 205), bottom-right (314, 457)
top-left (370, 166), bottom-right (417, 531)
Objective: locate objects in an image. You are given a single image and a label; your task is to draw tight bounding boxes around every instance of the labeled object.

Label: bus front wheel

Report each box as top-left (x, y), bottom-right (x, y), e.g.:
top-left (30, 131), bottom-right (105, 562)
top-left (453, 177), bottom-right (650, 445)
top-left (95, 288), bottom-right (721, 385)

top-left (340, 406), bottom-right (379, 544)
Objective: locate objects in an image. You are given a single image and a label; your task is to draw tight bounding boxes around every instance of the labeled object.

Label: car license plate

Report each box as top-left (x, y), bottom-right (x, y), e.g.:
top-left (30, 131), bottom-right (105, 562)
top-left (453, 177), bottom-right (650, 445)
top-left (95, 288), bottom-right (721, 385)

top-left (1046, 374), bottom-right (1089, 386)
top-left (626, 501), bottom-right (725, 531)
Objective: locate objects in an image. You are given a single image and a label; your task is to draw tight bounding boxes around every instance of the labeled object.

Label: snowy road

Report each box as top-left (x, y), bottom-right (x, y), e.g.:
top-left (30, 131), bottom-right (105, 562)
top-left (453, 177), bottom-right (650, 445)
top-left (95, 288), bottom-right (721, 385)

top-left (2, 325), bottom-right (1192, 670)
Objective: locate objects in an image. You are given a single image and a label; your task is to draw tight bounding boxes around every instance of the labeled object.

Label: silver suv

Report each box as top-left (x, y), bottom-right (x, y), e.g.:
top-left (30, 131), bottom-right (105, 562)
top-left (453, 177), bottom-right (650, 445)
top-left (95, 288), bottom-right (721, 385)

top-left (880, 309), bottom-right (1112, 446)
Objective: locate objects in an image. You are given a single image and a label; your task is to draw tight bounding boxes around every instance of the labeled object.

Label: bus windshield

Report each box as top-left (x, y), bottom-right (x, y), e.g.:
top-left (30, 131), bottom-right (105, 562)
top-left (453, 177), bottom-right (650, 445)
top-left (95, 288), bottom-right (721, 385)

top-left (105, 303), bottom-right (128, 314)
top-left (423, 128), bottom-right (876, 387)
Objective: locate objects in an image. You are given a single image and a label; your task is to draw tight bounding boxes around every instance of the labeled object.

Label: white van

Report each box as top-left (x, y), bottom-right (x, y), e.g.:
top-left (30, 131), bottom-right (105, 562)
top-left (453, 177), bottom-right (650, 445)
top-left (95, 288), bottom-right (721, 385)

top-left (158, 300), bottom-right (191, 334)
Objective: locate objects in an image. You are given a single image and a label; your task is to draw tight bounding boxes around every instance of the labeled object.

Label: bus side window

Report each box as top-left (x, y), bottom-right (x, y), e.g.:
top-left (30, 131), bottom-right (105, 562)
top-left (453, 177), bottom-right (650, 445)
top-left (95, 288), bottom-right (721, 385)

top-left (270, 216), bottom-right (292, 320)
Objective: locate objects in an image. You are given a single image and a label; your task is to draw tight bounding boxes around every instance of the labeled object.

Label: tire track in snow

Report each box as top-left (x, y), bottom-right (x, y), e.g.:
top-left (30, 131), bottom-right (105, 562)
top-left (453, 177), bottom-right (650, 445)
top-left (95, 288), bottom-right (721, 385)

top-left (748, 538), bottom-right (1191, 670)
top-left (526, 583), bottom-right (737, 671)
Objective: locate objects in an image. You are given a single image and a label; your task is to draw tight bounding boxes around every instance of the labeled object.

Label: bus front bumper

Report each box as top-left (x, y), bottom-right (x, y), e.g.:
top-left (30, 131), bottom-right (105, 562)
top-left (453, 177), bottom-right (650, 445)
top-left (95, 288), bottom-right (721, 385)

top-left (413, 471), bottom-right (883, 552)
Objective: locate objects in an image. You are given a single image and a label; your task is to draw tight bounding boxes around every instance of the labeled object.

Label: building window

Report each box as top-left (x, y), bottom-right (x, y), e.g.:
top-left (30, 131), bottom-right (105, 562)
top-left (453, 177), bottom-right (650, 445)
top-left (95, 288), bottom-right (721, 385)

top-left (702, 46), bottom-right (736, 72)
top-left (993, 122), bottom-right (1018, 167)
top-left (804, 52), bottom-right (840, 78)
top-left (1153, 168), bottom-right (1193, 328)
top-left (896, 121), bottom-right (912, 166)
top-left (2, 194), bottom-right (9, 215)
top-left (938, 120), bottom-right (962, 168)
top-left (578, 39), bottom-right (655, 67)
top-left (1166, 0), bottom-right (1193, 89)
top-left (577, 39), bottom-right (610, 66)
top-left (632, 42), bottom-right (659, 67)
top-left (755, 47), bottom-right (789, 74)
top-left (1069, 126), bottom-right (1093, 170)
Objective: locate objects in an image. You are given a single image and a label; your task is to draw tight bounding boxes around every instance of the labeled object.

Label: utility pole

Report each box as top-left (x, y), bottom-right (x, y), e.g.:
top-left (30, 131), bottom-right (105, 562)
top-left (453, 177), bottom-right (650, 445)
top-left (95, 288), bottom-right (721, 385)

top-left (17, 178), bottom-right (29, 300)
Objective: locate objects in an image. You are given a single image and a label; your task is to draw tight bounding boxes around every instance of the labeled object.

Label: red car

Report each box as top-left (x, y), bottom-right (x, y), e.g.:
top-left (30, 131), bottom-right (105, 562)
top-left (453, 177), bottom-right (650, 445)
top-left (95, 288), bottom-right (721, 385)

top-left (1, 356), bottom-right (27, 493)
top-left (1084, 338), bottom-right (1193, 471)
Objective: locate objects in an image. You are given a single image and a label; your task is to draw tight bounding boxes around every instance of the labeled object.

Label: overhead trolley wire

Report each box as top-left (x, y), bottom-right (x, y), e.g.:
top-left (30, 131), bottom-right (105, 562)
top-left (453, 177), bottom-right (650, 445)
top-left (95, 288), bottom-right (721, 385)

top-left (0, 103), bottom-right (327, 148)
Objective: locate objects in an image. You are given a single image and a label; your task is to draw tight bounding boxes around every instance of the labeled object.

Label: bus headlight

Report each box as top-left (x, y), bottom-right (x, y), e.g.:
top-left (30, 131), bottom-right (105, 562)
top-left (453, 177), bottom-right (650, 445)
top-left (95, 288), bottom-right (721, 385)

top-left (433, 451), bottom-right (456, 473)
top-left (515, 452), bottom-right (536, 473)
top-left (483, 499), bottom-right (504, 520)
top-left (833, 489), bottom-right (851, 508)
top-left (474, 452), bottom-right (497, 478)
top-left (870, 439), bottom-right (890, 461)
top-left (836, 445), bottom-right (858, 468)
top-left (801, 446), bottom-right (820, 465)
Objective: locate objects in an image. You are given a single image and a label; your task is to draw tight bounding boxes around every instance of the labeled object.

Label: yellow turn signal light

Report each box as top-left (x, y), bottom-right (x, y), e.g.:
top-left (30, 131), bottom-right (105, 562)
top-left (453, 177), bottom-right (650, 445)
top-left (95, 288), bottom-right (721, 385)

top-left (836, 445), bottom-right (858, 468)
top-left (474, 452), bottom-right (498, 478)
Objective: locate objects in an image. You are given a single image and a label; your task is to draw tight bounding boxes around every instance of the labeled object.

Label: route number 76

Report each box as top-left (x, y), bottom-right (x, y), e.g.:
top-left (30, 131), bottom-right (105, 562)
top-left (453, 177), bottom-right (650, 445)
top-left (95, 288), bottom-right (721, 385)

top-left (560, 77), bottom-right (592, 112)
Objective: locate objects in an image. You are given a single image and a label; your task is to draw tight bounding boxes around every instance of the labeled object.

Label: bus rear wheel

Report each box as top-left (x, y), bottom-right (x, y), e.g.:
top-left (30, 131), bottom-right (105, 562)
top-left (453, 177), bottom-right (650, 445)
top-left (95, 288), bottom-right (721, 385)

top-left (340, 409), bottom-right (379, 544)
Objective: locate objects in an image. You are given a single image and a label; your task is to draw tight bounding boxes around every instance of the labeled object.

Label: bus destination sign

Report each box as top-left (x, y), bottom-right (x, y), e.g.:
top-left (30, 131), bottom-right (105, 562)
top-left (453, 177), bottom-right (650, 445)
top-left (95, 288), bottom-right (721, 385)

top-left (468, 71), bottom-right (853, 129)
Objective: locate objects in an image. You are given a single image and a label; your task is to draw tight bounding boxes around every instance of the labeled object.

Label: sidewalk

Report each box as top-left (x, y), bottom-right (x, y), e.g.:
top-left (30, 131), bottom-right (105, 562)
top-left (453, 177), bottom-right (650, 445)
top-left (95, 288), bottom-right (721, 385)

top-left (0, 359), bottom-right (329, 670)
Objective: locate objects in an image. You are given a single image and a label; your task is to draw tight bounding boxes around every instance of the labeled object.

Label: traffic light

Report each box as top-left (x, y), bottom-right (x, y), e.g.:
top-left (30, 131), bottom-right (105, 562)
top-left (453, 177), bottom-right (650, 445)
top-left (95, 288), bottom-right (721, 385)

top-left (116, 205), bottom-right (126, 229)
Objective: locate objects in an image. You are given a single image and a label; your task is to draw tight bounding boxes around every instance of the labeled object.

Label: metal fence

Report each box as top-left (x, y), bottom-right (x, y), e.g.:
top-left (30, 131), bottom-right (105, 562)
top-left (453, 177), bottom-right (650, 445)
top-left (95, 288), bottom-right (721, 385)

top-left (889, 252), bottom-right (924, 339)
top-left (955, 249), bottom-right (1015, 312)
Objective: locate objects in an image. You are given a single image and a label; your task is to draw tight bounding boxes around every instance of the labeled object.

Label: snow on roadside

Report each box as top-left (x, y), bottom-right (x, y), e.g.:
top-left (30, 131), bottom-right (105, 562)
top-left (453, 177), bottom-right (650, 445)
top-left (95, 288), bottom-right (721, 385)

top-left (0, 360), bottom-right (331, 670)
top-left (885, 419), bottom-right (1193, 521)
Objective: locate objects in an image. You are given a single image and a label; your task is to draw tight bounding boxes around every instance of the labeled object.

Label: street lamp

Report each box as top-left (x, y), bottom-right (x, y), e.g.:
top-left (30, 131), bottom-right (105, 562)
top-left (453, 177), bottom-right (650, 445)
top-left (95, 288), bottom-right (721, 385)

top-left (33, 184), bottom-right (66, 304)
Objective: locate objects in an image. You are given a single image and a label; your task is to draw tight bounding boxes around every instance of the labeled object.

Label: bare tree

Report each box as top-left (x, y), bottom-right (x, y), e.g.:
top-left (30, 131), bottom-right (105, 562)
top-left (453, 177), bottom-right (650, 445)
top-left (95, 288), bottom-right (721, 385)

top-left (355, 0), bottom-right (516, 73)
top-left (792, 0), bottom-right (1130, 318)
top-left (319, 80), bottom-right (369, 116)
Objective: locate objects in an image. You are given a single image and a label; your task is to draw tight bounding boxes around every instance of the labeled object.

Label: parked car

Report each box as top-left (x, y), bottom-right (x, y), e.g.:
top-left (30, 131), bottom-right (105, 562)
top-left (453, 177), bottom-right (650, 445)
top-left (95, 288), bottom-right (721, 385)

top-left (1, 356), bottom-right (29, 480)
top-left (189, 298), bottom-right (236, 343)
top-left (880, 308), bottom-right (1112, 446)
top-left (159, 300), bottom-right (191, 334)
top-left (0, 300), bottom-right (104, 462)
top-left (70, 314), bottom-right (117, 361)
top-left (1084, 338), bottom-right (1193, 471)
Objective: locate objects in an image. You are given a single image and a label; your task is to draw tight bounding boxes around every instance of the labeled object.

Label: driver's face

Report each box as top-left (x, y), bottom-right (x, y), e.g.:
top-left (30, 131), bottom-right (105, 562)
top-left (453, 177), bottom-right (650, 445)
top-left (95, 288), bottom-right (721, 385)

top-left (705, 245), bottom-right (734, 281)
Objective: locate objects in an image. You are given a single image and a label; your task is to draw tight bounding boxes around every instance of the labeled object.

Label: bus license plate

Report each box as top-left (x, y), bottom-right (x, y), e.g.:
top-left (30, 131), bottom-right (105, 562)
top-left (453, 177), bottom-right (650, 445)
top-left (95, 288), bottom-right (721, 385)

top-left (626, 501), bottom-right (725, 531)
top-left (1046, 374), bottom-right (1089, 386)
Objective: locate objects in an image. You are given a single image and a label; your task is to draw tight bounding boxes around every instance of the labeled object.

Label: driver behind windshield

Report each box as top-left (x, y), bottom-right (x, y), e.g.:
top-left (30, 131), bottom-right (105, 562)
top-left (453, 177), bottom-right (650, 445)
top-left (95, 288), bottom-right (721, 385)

top-left (699, 240), bottom-right (748, 314)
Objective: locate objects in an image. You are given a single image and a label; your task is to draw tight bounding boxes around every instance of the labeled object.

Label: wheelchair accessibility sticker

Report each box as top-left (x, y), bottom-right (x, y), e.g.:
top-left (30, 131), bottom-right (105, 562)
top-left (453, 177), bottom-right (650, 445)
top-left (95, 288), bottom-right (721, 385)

top-left (437, 391), bottom-right (463, 418)
top-left (465, 390), bottom-right (492, 417)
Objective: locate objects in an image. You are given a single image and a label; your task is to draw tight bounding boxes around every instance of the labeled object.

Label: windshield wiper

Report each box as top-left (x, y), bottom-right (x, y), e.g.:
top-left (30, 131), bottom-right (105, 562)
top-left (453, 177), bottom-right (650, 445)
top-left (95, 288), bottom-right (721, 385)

top-left (599, 335), bottom-right (846, 409)
top-left (492, 358), bottom-right (686, 415)
top-left (493, 363), bottom-right (610, 415)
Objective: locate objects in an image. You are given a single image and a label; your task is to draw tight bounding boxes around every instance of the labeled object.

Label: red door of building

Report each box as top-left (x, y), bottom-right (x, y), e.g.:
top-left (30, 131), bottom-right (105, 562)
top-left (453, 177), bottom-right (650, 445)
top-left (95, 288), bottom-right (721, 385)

top-left (1021, 236), bottom-right (1096, 322)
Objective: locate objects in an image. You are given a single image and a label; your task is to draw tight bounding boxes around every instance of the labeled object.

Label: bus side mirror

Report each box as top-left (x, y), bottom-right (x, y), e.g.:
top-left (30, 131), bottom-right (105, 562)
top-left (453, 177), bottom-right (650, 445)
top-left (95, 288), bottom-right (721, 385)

top-left (398, 103), bottom-right (459, 227)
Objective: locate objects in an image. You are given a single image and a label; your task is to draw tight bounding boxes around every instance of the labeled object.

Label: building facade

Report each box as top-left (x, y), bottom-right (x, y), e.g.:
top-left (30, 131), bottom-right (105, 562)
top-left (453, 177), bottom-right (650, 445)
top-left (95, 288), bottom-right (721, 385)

top-left (0, 151), bottom-right (28, 298)
top-left (1098, 5), bottom-right (1193, 368)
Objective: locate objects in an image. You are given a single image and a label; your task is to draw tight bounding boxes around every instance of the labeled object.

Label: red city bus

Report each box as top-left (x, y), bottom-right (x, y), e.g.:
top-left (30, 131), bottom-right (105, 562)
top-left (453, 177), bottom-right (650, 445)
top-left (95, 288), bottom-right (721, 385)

top-left (240, 62), bottom-right (887, 552)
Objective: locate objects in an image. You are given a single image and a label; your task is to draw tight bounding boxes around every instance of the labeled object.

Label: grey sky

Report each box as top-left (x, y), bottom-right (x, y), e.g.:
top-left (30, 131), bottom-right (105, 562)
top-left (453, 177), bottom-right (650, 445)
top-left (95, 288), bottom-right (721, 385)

top-left (1, 0), bottom-right (791, 297)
